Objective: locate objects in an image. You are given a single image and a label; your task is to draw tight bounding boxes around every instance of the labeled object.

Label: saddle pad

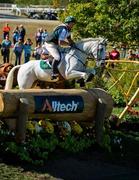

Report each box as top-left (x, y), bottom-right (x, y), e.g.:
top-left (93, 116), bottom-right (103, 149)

top-left (40, 60), bottom-right (51, 70)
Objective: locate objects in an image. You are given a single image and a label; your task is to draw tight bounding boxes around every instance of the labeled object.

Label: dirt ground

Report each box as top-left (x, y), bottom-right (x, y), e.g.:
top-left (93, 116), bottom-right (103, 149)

top-left (34, 154), bottom-right (139, 180)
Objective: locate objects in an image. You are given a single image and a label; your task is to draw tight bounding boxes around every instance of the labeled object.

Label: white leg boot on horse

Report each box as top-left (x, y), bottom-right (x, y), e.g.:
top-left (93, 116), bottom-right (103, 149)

top-left (65, 70), bottom-right (88, 87)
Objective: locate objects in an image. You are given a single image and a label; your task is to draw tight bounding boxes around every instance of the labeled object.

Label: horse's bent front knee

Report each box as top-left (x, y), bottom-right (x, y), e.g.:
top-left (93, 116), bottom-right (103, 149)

top-left (65, 70), bottom-right (87, 80)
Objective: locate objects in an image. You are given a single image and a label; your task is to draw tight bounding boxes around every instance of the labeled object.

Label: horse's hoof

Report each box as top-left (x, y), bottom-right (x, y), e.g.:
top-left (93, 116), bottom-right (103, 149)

top-left (51, 77), bottom-right (59, 82)
top-left (51, 75), bottom-right (58, 80)
top-left (85, 73), bottom-right (94, 82)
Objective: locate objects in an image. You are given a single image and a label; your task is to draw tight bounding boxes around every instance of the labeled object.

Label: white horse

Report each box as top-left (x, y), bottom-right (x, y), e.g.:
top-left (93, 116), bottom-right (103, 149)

top-left (5, 37), bottom-right (106, 89)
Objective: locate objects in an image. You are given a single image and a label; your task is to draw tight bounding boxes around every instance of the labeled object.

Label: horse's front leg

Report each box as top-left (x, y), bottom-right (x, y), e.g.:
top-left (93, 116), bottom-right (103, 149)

top-left (85, 67), bottom-right (96, 82)
top-left (65, 70), bottom-right (88, 81)
top-left (65, 70), bottom-right (88, 87)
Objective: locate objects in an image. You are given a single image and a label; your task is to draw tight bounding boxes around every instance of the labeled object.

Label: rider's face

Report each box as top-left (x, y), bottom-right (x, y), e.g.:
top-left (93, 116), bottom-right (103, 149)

top-left (68, 22), bottom-right (75, 29)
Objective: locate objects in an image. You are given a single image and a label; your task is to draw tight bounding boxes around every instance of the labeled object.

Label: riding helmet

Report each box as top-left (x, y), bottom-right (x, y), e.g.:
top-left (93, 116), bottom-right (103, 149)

top-left (64, 16), bottom-right (76, 23)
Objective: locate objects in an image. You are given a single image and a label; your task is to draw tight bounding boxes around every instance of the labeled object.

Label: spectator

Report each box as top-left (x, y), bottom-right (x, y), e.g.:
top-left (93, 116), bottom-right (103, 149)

top-left (109, 46), bottom-right (120, 68)
top-left (13, 38), bottom-right (24, 65)
top-left (42, 29), bottom-right (48, 44)
top-left (2, 23), bottom-right (11, 39)
top-left (23, 38), bottom-right (33, 63)
top-left (127, 49), bottom-right (136, 60)
top-left (12, 26), bottom-right (20, 44)
top-left (135, 48), bottom-right (139, 60)
top-left (19, 24), bottom-right (26, 42)
top-left (35, 28), bottom-right (43, 46)
top-left (32, 42), bottom-right (43, 60)
top-left (120, 43), bottom-right (127, 59)
top-left (109, 46), bottom-right (120, 60)
top-left (1, 35), bottom-right (12, 63)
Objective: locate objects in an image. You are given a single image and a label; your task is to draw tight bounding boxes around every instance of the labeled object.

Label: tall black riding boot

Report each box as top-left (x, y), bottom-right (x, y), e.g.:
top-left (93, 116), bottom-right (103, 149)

top-left (51, 60), bottom-right (59, 80)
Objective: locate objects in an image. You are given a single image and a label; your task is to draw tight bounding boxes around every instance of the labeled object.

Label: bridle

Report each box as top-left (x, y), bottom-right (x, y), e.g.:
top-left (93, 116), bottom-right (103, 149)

top-left (66, 39), bottom-right (106, 68)
top-left (71, 39), bottom-right (106, 60)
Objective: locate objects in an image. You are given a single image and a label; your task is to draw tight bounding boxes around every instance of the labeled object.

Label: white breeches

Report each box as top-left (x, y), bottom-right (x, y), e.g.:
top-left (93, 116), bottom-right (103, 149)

top-left (45, 42), bottom-right (60, 61)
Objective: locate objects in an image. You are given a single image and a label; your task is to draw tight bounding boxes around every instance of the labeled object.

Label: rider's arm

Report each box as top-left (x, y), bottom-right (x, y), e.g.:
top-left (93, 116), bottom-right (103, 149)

top-left (58, 28), bottom-right (71, 47)
top-left (67, 36), bottom-right (75, 46)
top-left (58, 40), bottom-right (70, 46)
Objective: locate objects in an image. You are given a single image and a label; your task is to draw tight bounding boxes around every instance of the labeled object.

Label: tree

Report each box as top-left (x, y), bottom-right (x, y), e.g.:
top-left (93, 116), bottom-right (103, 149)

top-left (52, 0), bottom-right (60, 8)
top-left (13, 0), bottom-right (68, 6)
top-left (0, 0), bottom-right (14, 2)
top-left (14, 0), bottom-right (52, 5)
top-left (61, 0), bottom-right (139, 45)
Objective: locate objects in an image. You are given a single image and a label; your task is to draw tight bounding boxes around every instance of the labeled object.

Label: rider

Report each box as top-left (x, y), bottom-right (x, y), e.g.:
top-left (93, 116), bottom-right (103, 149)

top-left (45, 16), bottom-right (76, 80)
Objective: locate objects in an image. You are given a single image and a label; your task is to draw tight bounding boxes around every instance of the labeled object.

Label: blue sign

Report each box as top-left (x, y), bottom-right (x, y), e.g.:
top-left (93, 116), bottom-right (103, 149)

top-left (34, 95), bottom-right (84, 114)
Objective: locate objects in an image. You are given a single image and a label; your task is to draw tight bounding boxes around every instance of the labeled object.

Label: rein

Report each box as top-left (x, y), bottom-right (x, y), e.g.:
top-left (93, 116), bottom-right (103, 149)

top-left (70, 45), bottom-right (91, 67)
top-left (68, 46), bottom-right (87, 67)
top-left (71, 46), bottom-right (89, 56)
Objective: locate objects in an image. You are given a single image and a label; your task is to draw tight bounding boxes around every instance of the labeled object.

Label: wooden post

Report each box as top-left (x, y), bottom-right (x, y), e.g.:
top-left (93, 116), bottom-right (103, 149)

top-left (117, 88), bottom-right (139, 126)
top-left (16, 98), bottom-right (29, 143)
top-left (95, 98), bottom-right (107, 145)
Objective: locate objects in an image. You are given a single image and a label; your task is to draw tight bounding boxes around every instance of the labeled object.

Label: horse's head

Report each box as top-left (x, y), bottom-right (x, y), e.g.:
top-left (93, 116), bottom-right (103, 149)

top-left (75, 37), bottom-right (107, 63)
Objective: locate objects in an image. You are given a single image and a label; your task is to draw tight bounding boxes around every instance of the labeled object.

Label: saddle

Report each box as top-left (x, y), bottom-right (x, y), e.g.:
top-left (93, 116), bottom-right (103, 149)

top-left (39, 59), bottom-right (62, 79)
top-left (34, 60), bottom-right (64, 88)
top-left (40, 60), bottom-right (51, 70)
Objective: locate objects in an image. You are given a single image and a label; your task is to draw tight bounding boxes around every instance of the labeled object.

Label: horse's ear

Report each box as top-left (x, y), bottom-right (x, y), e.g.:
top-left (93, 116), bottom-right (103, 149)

top-left (104, 39), bottom-right (108, 46)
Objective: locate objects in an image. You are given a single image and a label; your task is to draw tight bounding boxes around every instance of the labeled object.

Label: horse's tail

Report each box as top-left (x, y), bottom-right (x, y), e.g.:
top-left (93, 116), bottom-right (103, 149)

top-left (5, 65), bottom-right (21, 90)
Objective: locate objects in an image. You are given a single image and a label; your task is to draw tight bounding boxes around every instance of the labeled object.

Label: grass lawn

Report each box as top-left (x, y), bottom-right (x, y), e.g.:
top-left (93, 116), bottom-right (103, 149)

top-left (0, 163), bottom-right (57, 180)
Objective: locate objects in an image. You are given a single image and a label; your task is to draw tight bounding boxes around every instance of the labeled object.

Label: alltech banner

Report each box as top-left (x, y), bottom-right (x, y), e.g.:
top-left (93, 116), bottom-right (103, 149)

top-left (34, 95), bottom-right (84, 113)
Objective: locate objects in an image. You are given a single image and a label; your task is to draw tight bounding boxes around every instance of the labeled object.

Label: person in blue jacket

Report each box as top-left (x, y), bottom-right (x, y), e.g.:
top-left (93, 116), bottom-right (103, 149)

top-left (1, 35), bottom-right (12, 63)
top-left (23, 38), bottom-right (33, 63)
top-left (13, 37), bottom-right (24, 65)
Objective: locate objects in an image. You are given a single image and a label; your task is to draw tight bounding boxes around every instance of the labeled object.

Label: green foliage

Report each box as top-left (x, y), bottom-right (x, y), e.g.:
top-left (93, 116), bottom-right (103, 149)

top-left (0, 121), bottom-right (96, 165)
top-left (110, 89), bottom-right (126, 107)
top-left (59, 135), bottom-right (94, 153)
top-left (0, 0), bottom-right (14, 2)
top-left (1, 134), bottom-right (59, 165)
top-left (60, 0), bottom-right (139, 45)
top-left (103, 63), bottom-right (139, 107)
top-left (13, 0), bottom-right (68, 6)
top-left (101, 133), bottom-right (111, 152)
top-left (10, 0), bottom-right (139, 44)
top-left (1, 112), bottom-right (139, 166)
top-left (122, 114), bottom-right (139, 123)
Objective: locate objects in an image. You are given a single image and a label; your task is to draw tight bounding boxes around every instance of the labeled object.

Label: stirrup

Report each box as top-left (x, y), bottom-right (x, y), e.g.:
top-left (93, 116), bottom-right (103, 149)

top-left (51, 74), bottom-right (58, 80)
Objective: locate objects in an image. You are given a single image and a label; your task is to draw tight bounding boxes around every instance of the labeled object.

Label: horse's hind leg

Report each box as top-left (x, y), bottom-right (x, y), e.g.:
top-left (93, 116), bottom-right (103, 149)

top-left (17, 74), bottom-right (35, 89)
top-left (18, 80), bottom-right (33, 89)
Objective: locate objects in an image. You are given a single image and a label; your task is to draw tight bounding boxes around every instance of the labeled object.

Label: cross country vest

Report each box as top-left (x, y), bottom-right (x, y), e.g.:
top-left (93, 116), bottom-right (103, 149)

top-left (46, 24), bottom-right (70, 44)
